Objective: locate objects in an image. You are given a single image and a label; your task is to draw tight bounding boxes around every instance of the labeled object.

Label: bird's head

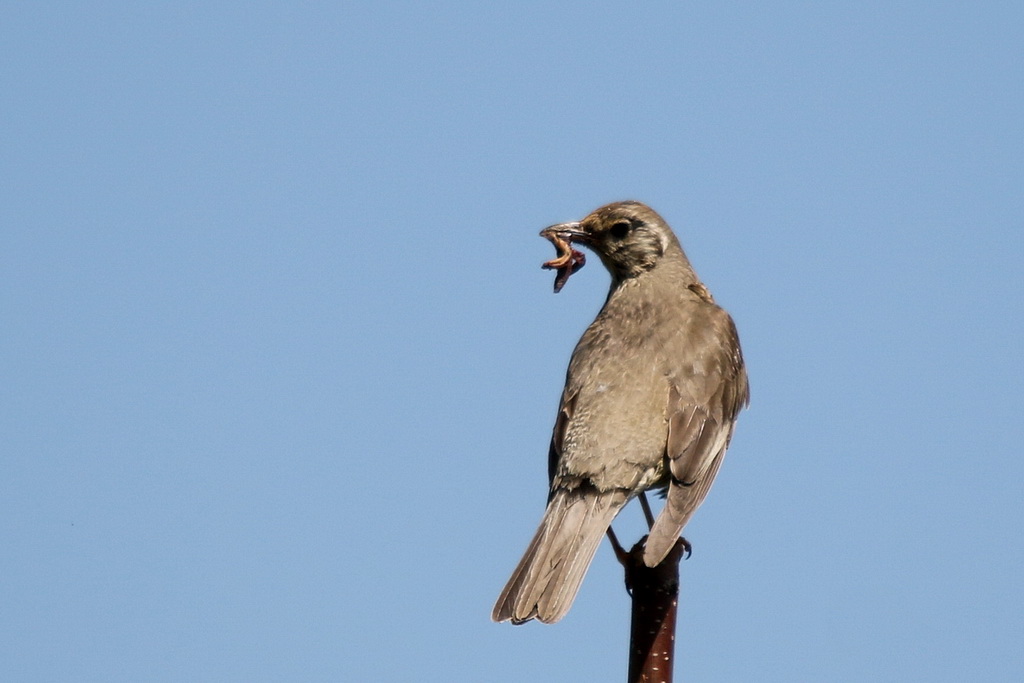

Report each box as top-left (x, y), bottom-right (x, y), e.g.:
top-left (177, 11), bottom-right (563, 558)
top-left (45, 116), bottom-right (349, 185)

top-left (542, 201), bottom-right (686, 284)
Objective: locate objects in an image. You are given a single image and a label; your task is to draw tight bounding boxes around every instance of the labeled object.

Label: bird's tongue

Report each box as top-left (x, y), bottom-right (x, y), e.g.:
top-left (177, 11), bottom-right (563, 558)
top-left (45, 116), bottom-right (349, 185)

top-left (540, 229), bottom-right (586, 293)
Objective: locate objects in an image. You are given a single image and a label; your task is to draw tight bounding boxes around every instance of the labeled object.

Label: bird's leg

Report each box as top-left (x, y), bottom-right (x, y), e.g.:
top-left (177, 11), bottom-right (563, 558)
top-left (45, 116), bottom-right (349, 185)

top-left (605, 526), bottom-right (634, 595)
top-left (606, 526), bottom-right (630, 566)
top-left (638, 492), bottom-right (656, 529)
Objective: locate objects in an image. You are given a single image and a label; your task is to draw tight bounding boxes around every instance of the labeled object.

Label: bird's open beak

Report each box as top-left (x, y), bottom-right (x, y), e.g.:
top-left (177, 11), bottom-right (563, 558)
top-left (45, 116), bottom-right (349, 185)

top-left (539, 221), bottom-right (589, 243)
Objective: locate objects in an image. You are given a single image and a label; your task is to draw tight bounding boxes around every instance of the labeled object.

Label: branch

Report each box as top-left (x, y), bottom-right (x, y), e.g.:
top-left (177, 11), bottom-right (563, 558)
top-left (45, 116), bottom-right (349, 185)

top-left (608, 531), bottom-right (688, 683)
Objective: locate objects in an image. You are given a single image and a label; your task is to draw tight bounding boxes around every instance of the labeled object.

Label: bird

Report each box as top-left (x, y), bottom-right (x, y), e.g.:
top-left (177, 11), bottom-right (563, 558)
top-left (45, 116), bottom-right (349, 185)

top-left (492, 200), bottom-right (749, 625)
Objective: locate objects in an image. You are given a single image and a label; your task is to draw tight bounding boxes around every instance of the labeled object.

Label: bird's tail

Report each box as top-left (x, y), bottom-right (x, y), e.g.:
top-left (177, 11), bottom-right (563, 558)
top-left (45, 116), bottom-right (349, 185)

top-left (492, 487), bottom-right (629, 624)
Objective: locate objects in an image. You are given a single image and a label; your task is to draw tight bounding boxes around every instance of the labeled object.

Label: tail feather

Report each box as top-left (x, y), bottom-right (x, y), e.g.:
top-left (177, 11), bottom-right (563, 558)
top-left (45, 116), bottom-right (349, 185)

top-left (492, 487), bottom-right (628, 624)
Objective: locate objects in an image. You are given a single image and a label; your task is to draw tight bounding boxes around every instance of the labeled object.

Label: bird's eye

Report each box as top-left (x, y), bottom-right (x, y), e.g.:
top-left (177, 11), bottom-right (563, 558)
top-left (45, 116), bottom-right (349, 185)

top-left (609, 221), bottom-right (631, 240)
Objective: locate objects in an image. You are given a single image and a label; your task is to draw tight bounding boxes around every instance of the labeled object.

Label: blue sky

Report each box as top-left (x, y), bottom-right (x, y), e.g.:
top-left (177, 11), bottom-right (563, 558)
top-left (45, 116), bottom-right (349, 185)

top-left (2, 2), bottom-right (1022, 681)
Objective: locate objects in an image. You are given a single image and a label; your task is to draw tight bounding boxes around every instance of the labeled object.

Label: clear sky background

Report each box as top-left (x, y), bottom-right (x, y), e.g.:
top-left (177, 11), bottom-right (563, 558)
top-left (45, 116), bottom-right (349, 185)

top-left (3, 2), bottom-right (1022, 681)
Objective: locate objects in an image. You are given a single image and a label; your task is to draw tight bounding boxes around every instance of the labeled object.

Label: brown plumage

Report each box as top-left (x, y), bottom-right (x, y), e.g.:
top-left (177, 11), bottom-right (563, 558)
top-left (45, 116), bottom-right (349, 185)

top-left (492, 201), bottom-right (749, 625)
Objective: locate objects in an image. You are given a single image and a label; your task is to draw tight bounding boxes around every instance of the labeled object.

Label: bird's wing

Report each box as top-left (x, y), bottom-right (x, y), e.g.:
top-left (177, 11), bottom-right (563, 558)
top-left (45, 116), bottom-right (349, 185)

top-left (547, 386), bottom-right (577, 493)
top-left (666, 311), bottom-right (748, 486)
top-left (644, 312), bottom-right (748, 566)
top-left (666, 388), bottom-right (730, 486)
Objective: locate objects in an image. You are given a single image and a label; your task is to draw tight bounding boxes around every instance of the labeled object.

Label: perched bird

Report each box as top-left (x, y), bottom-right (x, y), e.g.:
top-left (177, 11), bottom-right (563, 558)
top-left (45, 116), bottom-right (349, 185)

top-left (492, 201), bottom-right (749, 625)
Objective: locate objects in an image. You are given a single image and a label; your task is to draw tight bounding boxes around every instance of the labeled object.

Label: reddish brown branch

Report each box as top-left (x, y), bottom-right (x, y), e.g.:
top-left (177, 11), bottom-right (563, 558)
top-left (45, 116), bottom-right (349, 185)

top-left (609, 533), bottom-right (687, 683)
